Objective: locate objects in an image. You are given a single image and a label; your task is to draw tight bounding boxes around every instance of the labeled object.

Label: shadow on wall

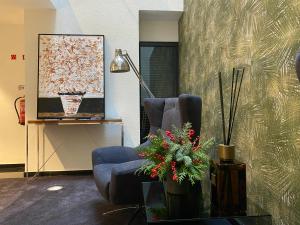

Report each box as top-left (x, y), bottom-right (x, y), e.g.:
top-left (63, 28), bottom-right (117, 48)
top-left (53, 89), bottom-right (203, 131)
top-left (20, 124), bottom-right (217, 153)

top-left (51, 0), bottom-right (83, 32)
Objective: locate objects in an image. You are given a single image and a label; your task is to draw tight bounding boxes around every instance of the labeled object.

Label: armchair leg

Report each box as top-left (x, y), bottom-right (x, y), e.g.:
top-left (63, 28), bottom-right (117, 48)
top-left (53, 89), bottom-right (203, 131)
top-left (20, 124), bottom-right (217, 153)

top-left (102, 206), bottom-right (137, 215)
top-left (102, 204), bottom-right (144, 225)
top-left (127, 204), bottom-right (143, 225)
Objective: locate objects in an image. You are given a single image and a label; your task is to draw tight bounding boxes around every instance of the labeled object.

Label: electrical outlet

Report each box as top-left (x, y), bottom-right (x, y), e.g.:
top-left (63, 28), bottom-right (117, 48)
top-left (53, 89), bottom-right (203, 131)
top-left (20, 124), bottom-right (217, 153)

top-left (18, 85), bottom-right (24, 91)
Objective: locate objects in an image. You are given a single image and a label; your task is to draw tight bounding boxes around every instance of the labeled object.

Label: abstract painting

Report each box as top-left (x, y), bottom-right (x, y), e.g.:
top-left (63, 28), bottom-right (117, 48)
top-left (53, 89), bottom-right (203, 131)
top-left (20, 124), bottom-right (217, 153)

top-left (37, 34), bottom-right (105, 119)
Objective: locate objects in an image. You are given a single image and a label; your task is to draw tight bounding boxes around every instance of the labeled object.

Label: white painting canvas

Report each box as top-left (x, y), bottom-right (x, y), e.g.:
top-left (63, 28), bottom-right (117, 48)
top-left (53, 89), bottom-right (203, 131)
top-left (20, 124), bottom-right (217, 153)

top-left (38, 34), bottom-right (105, 119)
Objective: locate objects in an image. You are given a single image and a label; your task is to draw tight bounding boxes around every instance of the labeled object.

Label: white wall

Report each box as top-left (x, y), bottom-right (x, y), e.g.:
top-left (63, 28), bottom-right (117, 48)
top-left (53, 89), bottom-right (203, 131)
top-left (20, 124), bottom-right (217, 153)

top-left (0, 8), bottom-right (24, 25)
top-left (25, 0), bottom-right (183, 172)
top-left (140, 20), bottom-right (179, 42)
top-left (0, 24), bottom-right (25, 164)
top-left (0, 0), bottom-right (54, 9)
top-left (139, 10), bottom-right (182, 42)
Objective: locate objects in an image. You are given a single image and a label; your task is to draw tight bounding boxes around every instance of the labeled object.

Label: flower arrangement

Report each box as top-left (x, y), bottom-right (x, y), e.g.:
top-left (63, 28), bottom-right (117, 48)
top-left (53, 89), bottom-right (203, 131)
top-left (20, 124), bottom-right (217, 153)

top-left (137, 123), bottom-right (215, 184)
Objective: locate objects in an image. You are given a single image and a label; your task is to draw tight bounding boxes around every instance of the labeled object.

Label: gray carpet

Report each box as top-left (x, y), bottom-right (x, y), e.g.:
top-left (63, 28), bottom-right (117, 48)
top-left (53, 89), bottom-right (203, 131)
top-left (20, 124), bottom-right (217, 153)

top-left (0, 176), bottom-right (146, 225)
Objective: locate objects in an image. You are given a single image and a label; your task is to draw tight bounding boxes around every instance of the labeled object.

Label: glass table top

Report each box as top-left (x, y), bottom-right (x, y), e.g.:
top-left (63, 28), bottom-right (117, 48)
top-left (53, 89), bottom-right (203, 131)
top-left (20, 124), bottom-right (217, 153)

top-left (142, 181), bottom-right (272, 225)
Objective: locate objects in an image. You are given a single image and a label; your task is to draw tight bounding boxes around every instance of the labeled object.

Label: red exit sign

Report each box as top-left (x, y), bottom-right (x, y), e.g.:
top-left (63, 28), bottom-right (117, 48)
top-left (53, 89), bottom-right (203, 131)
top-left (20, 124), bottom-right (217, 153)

top-left (10, 54), bottom-right (25, 60)
top-left (11, 54), bottom-right (17, 60)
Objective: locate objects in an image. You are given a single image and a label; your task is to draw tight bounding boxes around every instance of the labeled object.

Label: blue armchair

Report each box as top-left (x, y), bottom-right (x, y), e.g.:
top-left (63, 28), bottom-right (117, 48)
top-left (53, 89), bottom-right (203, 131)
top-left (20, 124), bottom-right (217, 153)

top-left (92, 94), bottom-right (202, 224)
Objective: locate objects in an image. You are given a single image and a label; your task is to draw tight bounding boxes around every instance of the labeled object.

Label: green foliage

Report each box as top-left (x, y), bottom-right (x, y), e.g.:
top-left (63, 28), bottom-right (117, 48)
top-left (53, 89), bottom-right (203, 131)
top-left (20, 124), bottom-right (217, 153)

top-left (136, 123), bottom-right (215, 184)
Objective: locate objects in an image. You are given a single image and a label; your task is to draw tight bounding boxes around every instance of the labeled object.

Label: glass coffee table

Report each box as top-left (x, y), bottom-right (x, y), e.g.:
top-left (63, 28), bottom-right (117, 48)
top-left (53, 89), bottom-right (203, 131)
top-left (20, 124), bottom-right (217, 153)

top-left (142, 181), bottom-right (272, 225)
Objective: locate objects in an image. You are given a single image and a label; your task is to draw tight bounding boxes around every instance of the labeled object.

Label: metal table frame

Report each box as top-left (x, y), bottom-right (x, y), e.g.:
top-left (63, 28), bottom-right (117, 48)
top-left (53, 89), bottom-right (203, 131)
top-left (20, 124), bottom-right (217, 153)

top-left (25, 119), bottom-right (123, 180)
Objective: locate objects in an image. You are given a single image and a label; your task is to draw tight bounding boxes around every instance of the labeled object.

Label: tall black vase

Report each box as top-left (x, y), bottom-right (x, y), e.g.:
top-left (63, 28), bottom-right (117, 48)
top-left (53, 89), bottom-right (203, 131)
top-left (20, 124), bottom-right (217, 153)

top-left (164, 175), bottom-right (203, 219)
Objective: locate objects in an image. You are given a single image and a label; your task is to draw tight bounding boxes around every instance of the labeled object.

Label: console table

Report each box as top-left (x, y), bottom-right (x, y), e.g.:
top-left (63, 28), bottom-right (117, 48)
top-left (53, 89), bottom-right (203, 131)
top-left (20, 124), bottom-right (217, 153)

top-left (26, 119), bottom-right (123, 179)
top-left (142, 181), bottom-right (272, 225)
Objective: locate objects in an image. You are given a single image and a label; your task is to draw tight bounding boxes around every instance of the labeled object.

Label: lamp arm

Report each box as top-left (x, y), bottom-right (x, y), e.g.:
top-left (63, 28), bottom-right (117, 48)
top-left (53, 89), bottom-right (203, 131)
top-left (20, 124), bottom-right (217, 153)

top-left (123, 53), bottom-right (155, 98)
top-left (123, 53), bottom-right (140, 79)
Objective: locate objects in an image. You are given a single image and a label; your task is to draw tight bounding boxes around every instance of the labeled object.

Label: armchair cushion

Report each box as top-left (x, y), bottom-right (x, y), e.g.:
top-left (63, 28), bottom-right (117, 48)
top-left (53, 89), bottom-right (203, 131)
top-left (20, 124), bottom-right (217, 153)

top-left (161, 98), bottom-right (181, 131)
top-left (144, 98), bottom-right (165, 135)
top-left (111, 159), bottom-right (147, 176)
top-left (179, 94), bottom-right (202, 135)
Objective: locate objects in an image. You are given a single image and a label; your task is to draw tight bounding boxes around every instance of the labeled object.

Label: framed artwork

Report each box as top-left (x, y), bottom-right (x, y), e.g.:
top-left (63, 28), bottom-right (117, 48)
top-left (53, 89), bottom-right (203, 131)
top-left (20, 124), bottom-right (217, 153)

top-left (37, 34), bottom-right (105, 119)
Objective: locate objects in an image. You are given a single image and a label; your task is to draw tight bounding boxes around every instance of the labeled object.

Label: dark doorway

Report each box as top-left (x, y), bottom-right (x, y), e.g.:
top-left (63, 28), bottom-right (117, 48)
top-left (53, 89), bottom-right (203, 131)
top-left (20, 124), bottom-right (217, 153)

top-left (139, 42), bottom-right (179, 143)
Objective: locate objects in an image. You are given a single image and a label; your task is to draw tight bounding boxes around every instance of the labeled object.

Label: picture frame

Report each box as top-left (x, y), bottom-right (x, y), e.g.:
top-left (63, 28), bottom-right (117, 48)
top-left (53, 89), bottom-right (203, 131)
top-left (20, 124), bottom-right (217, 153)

top-left (37, 34), bottom-right (105, 119)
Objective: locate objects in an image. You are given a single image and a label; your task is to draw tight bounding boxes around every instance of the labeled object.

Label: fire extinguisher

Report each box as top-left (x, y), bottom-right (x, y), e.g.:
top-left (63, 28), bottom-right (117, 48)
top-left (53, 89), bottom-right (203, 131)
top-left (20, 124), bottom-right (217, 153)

top-left (14, 96), bottom-right (25, 125)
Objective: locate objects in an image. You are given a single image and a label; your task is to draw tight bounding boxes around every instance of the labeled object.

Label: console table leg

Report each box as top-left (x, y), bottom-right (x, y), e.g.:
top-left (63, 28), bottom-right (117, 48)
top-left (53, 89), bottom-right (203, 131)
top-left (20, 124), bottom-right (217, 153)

top-left (26, 123), bottom-right (29, 181)
top-left (37, 124), bottom-right (40, 176)
top-left (121, 123), bottom-right (124, 146)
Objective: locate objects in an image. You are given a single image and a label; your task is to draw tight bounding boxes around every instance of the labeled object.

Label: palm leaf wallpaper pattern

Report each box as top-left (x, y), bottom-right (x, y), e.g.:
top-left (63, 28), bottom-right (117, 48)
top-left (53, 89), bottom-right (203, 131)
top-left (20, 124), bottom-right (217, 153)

top-left (179, 0), bottom-right (300, 224)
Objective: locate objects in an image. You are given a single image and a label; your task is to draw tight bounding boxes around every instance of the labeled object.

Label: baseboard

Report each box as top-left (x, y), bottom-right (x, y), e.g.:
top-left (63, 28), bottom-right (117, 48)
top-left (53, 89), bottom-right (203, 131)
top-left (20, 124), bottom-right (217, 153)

top-left (25, 170), bottom-right (93, 177)
top-left (0, 164), bottom-right (25, 173)
top-left (0, 172), bottom-right (24, 179)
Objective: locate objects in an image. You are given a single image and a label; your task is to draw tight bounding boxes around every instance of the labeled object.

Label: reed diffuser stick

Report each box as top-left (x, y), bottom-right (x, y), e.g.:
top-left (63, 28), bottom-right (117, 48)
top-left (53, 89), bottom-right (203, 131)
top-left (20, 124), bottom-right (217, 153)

top-left (227, 68), bottom-right (236, 145)
top-left (218, 67), bottom-right (245, 146)
top-left (228, 69), bottom-right (239, 145)
top-left (218, 72), bottom-right (226, 144)
top-left (228, 68), bottom-right (245, 144)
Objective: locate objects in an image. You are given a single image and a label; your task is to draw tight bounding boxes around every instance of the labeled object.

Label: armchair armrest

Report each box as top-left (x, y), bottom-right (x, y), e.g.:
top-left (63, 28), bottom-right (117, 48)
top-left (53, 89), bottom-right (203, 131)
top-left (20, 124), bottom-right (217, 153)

top-left (92, 146), bottom-right (140, 167)
top-left (109, 159), bottom-right (150, 204)
top-left (138, 139), bottom-right (151, 148)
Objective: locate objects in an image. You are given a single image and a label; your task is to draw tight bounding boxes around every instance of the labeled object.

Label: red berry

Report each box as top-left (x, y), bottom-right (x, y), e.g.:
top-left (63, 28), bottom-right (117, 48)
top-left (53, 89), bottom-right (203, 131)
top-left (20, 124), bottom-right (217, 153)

top-left (172, 174), bottom-right (178, 181)
top-left (165, 130), bottom-right (172, 136)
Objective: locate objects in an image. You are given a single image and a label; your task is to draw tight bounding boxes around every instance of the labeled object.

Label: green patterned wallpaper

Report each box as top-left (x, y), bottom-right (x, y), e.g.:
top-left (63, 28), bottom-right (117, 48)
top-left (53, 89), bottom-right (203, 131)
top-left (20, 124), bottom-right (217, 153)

top-left (179, 0), bottom-right (300, 224)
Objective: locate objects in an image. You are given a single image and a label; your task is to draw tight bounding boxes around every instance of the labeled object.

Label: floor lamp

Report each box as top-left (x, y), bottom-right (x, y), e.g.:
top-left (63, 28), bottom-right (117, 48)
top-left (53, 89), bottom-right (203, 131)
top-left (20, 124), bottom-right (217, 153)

top-left (110, 49), bottom-right (155, 98)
